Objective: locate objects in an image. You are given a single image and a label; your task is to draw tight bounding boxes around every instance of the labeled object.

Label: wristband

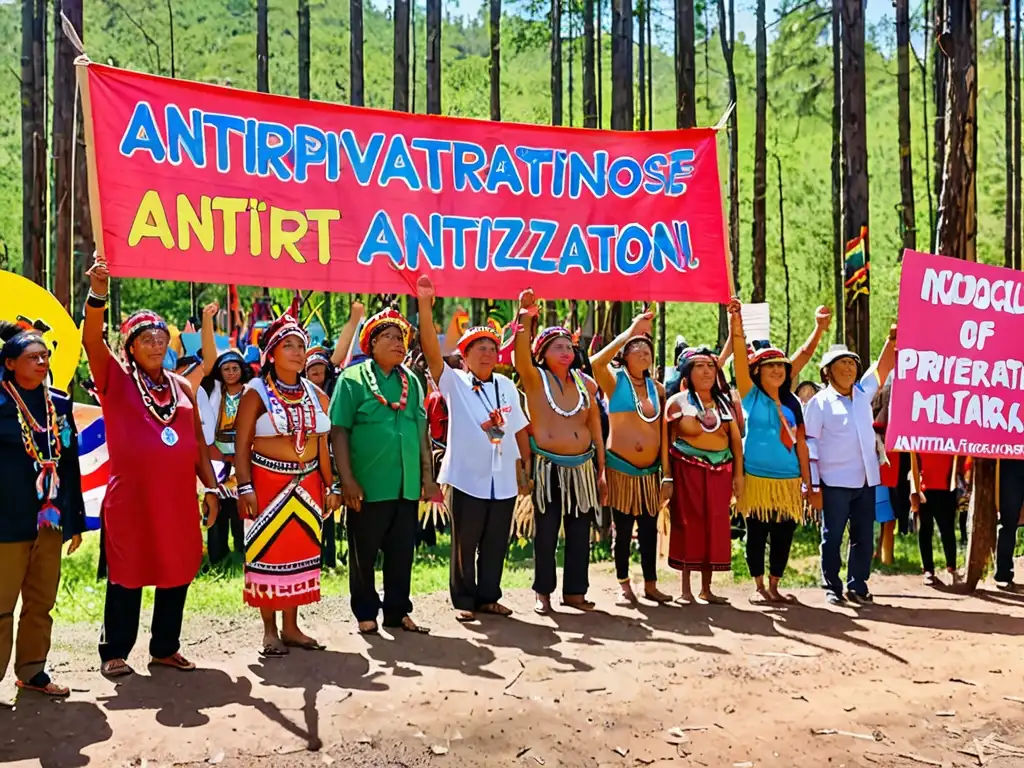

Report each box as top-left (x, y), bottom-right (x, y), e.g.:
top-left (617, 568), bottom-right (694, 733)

top-left (201, 487), bottom-right (219, 497)
top-left (237, 482), bottom-right (254, 496)
top-left (86, 290), bottom-right (108, 308)
top-left (661, 477), bottom-right (674, 485)
top-left (329, 483), bottom-right (341, 495)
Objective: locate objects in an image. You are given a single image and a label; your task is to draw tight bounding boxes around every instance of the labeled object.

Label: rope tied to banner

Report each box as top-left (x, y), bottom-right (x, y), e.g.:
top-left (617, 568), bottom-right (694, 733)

top-left (63, 10), bottom-right (91, 314)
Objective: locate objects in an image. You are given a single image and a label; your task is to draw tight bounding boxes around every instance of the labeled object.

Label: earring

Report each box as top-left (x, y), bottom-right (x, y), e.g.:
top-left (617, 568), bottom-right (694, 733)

top-left (269, 356), bottom-right (275, 363)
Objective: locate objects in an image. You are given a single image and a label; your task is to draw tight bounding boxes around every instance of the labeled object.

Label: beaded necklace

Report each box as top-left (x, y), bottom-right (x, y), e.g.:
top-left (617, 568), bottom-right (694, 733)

top-left (129, 363), bottom-right (178, 425)
top-left (366, 362), bottom-right (409, 411)
top-left (627, 373), bottom-right (660, 423)
top-left (541, 369), bottom-right (589, 418)
top-left (265, 375), bottom-right (317, 455)
top-left (2, 380), bottom-right (62, 529)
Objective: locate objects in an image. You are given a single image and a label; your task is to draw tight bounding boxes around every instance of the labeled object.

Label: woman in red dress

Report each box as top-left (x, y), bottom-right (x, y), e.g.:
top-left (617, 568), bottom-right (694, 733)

top-left (83, 255), bottom-right (219, 678)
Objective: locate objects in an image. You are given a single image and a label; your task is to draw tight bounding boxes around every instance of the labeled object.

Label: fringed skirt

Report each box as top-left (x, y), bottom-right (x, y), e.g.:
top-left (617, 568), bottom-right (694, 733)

top-left (513, 448), bottom-right (599, 540)
top-left (606, 451), bottom-right (661, 518)
top-left (735, 474), bottom-right (805, 523)
top-left (668, 445), bottom-right (734, 572)
top-left (244, 454), bottom-right (326, 609)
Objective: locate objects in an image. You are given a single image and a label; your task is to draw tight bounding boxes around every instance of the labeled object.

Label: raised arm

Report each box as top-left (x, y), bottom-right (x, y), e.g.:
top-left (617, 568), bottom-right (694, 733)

top-left (790, 306), bottom-right (832, 381)
top-left (83, 253), bottom-right (113, 394)
top-left (512, 288), bottom-right (541, 390)
top-left (199, 302), bottom-right (219, 378)
top-left (590, 307), bottom-right (654, 396)
top-left (872, 324), bottom-right (898, 385)
top-left (416, 276), bottom-right (445, 383)
top-left (331, 300), bottom-right (366, 367)
top-left (727, 298), bottom-right (753, 397)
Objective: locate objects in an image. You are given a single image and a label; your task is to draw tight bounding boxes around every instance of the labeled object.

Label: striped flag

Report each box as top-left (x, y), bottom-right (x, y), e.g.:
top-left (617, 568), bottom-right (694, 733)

top-left (75, 404), bottom-right (107, 531)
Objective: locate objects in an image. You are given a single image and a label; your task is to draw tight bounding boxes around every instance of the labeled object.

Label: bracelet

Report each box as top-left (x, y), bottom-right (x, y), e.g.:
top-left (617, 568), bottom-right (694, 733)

top-left (661, 477), bottom-right (674, 485)
top-left (86, 291), bottom-right (108, 308)
top-left (201, 486), bottom-right (219, 497)
top-left (237, 482), bottom-right (254, 496)
top-left (329, 483), bottom-right (341, 495)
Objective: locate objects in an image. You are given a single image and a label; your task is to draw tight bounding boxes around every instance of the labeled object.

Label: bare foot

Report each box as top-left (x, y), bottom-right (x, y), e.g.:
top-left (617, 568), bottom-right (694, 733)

top-left (696, 591), bottom-right (729, 605)
top-left (618, 582), bottom-right (638, 605)
top-left (674, 592), bottom-right (695, 606)
top-left (767, 587), bottom-right (797, 604)
top-left (749, 587), bottom-right (771, 605)
top-left (644, 586), bottom-right (673, 603)
top-left (281, 630), bottom-right (325, 650)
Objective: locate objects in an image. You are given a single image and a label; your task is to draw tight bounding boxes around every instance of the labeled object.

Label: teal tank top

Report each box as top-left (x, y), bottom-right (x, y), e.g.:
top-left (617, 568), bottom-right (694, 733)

top-left (741, 387), bottom-right (801, 480)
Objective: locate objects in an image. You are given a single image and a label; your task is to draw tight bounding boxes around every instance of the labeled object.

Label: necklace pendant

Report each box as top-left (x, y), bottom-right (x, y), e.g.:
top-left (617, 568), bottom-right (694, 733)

top-left (161, 426), bottom-right (179, 446)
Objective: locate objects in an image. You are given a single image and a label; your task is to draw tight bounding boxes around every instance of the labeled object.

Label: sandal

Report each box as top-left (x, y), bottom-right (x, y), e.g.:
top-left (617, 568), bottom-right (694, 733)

top-left (259, 642), bottom-right (290, 658)
top-left (533, 597), bottom-right (551, 615)
top-left (673, 594), bottom-right (694, 606)
top-left (644, 590), bottom-right (673, 604)
top-left (16, 679), bottom-right (70, 698)
top-left (397, 617), bottom-right (430, 634)
top-left (456, 611), bottom-right (477, 623)
top-left (695, 594), bottom-right (729, 605)
top-left (357, 621), bottom-right (379, 636)
top-left (477, 603), bottom-right (513, 617)
top-left (282, 636), bottom-right (326, 651)
top-left (561, 597), bottom-right (596, 611)
top-left (149, 652), bottom-right (196, 671)
top-left (101, 659), bottom-right (134, 679)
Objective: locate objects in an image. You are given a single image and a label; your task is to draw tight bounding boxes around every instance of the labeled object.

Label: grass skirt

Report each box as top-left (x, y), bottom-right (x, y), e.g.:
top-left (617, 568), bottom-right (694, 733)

top-left (735, 474), bottom-right (805, 523)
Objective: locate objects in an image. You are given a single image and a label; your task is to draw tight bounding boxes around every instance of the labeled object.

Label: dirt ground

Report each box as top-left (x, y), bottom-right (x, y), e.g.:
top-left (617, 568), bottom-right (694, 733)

top-left (3, 563), bottom-right (1024, 768)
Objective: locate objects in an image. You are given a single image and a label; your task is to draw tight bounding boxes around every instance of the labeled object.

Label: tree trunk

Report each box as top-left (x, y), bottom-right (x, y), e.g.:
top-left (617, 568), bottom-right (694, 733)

top-left (674, 0), bottom-right (695, 129)
top-left (923, 0), bottom-right (935, 242)
top-left (831, 0), bottom-right (843, 341)
top-left (568, 3), bottom-right (574, 127)
top-left (351, 0), bottom-right (365, 106)
top-left (21, 0), bottom-right (46, 287)
top-left (1005, 0), bottom-right (1014, 268)
top-left (637, 1), bottom-right (645, 130)
top-left (298, 0), bottom-right (310, 99)
top-left (751, 0), bottom-right (767, 304)
top-left (257, 0), bottom-right (269, 92)
top-left (583, 0), bottom-right (596, 128)
top-left (647, 0), bottom-right (653, 130)
top-left (52, 0), bottom-right (81, 310)
top-left (1015, 0), bottom-right (1022, 270)
top-left (896, 0), bottom-right (916, 259)
top-left (841, 0), bottom-right (869, 358)
top-left (551, 0), bottom-right (563, 126)
top-left (490, 0), bottom-right (501, 122)
top-left (775, 155), bottom-right (791, 353)
top-left (394, 0), bottom-right (410, 111)
top-left (597, 0), bottom-right (603, 128)
top-left (426, 0), bottom-right (441, 115)
top-left (717, 0), bottom-right (740, 296)
top-left (611, 0), bottom-right (632, 336)
top-left (933, 0), bottom-right (947, 253)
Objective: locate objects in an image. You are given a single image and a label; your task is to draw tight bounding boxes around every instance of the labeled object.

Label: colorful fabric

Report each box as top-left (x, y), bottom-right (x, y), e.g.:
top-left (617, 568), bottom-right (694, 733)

top-left (741, 388), bottom-right (802, 479)
top-left (668, 443), bottom-right (733, 572)
top-left (305, 346), bottom-right (332, 371)
top-left (330, 360), bottom-right (426, 503)
top-left (606, 451), bottom-right (660, 518)
top-left (671, 438), bottom-right (733, 467)
top-left (456, 326), bottom-right (501, 357)
top-left (607, 368), bottom-right (659, 415)
top-left (748, 347), bottom-right (791, 370)
top-left (358, 308), bottom-right (412, 355)
top-left (244, 453), bottom-right (326, 609)
top-left (259, 314), bottom-right (307, 368)
top-left (532, 326), bottom-right (572, 362)
top-left (120, 310), bottom-right (169, 355)
top-left (513, 440), bottom-right (599, 538)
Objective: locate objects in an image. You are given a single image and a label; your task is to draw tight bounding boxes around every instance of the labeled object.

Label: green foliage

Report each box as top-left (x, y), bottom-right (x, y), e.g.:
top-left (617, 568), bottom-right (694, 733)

top-left (0, 0), bottom-right (1015, 360)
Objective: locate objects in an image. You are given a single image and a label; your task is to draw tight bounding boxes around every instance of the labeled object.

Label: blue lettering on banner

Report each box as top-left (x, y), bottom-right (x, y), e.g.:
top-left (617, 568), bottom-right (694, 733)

top-left (410, 138), bottom-right (452, 192)
top-left (514, 147), bottom-right (556, 197)
top-left (378, 135), bottom-right (422, 191)
top-left (588, 225), bottom-right (617, 273)
top-left (616, 224), bottom-right (652, 275)
top-left (492, 218), bottom-right (528, 271)
top-left (485, 145), bottom-right (525, 195)
top-left (357, 210), bottom-right (404, 266)
top-left (203, 113), bottom-right (247, 173)
top-left (255, 121), bottom-right (293, 180)
top-left (403, 213), bottom-right (443, 269)
top-left (558, 225), bottom-right (593, 274)
top-left (293, 124), bottom-right (330, 183)
top-left (120, 102), bottom-right (167, 162)
top-left (340, 130), bottom-right (385, 186)
top-left (446, 216), bottom-right (479, 269)
top-left (165, 106), bottom-right (206, 168)
top-left (453, 142), bottom-right (487, 192)
top-left (527, 220), bottom-right (559, 273)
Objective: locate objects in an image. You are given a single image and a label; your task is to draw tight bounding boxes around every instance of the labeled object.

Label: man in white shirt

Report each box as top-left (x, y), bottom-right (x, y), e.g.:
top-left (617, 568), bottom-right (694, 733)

top-left (805, 328), bottom-right (896, 606)
top-left (416, 276), bottom-right (531, 622)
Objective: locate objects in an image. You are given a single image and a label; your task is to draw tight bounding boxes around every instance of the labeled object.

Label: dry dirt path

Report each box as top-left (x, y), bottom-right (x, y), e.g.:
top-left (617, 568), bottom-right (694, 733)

top-left (3, 567), bottom-right (1024, 768)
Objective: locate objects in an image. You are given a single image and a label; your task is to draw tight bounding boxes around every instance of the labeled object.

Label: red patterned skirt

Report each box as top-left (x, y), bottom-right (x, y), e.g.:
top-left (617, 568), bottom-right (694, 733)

top-left (668, 446), bottom-right (734, 572)
top-left (244, 454), bottom-right (326, 609)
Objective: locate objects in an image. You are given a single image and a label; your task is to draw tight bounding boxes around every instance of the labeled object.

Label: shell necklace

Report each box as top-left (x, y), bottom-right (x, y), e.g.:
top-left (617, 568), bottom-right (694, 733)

top-left (628, 374), bottom-right (660, 424)
top-left (541, 369), bottom-right (589, 418)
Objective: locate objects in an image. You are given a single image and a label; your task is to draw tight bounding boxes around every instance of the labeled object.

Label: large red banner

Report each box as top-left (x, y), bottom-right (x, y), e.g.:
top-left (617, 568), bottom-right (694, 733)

top-left (79, 63), bottom-right (730, 302)
top-left (886, 250), bottom-right (1024, 460)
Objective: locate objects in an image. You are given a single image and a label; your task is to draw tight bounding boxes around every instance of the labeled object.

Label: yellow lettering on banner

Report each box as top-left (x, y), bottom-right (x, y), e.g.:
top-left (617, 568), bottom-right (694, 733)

top-left (176, 194), bottom-right (214, 251)
top-left (212, 197), bottom-right (249, 254)
top-left (128, 190), bottom-right (174, 248)
top-left (249, 199), bottom-right (267, 257)
top-left (270, 207), bottom-right (309, 263)
top-left (306, 209), bottom-right (342, 265)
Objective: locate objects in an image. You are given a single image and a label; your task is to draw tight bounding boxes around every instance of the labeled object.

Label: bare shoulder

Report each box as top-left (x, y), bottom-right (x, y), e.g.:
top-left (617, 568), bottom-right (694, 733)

top-left (580, 372), bottom-right (599, 396)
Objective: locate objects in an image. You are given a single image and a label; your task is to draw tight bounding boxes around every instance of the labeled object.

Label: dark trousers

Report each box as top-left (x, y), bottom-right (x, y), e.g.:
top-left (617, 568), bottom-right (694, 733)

top-left (450, 490), bottom-right (515, 611)
top-left (745, 516), bottom-right (798, 579)
top-left (347, 498), bottom-right (417, 625)
top-left (322, 513), bottom-right (346, 569)
top-left (918, 489), bottom-right (958, 573)
top-left (996, 458), bottom-right (1024, 583)
top-left (820, 484), bottom-right (874, 597)
top-left (99, 582), bottom-right (189, 662)
top-left (207, 498), bottom-right (243, 565)
top-left (532, 468), bottom-right (593, 597)
top-left (612, 509), bottom-right (658, 582)
top-left (893, 453), bottom-right (913, 535)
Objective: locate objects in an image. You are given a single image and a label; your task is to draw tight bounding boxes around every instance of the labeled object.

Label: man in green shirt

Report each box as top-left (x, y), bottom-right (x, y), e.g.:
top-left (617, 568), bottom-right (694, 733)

top-left (330, 307), bottom-right (437, 636)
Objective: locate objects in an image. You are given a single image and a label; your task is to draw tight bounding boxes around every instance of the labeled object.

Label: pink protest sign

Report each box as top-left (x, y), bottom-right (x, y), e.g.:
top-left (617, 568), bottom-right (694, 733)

top-left (886, 250), bottom-right (1024, 459)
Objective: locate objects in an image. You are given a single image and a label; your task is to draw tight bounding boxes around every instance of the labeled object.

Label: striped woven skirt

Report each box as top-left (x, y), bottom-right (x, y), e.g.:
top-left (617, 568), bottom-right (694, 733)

top-left (244, 454), bottom-right (326, 609)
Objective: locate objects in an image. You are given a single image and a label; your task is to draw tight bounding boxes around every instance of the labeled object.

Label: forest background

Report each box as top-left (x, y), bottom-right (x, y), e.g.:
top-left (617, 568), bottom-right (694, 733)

top-left (0, 0), bottom-right (1013, 355)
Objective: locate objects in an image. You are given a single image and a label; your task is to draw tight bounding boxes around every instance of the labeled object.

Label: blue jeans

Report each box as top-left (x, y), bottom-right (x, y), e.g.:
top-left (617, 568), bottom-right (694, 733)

top-left (820, 484), bottom-right (875, 596)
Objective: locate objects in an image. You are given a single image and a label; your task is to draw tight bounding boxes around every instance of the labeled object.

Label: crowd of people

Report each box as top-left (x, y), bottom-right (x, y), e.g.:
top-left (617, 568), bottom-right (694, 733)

top-left (2, 253), bottom-right (1022, 698)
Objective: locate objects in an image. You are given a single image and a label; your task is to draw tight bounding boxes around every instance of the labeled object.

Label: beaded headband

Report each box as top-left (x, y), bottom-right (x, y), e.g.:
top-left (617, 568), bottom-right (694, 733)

top-left (749, 347), bottom-right (791, 369)
top-left (120, 311), bottom-right (169, 358)
top-left (456, 326), bottom-right (502, 357)
top-left (259, 314), bottom-right (308, 368)
top-left (359, 308), bottom-right (412, 355)
top-left (305, 346), bottom-right (333, 371)
top-left (532, 326), bottom-right (573, 361)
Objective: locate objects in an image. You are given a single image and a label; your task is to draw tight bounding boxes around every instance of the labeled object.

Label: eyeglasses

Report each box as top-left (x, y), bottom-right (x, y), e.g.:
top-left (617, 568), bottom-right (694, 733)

top-left (22, 351), bottom-right (51, 364)
top-left (376, 331), bottom-right (406, 344)
top-left (135, 332), bottom-right (169, 349)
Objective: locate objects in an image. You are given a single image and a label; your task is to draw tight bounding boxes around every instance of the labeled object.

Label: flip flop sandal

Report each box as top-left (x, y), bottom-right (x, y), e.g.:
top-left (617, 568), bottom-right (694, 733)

top-left (357, 622), bottom-right (379, 636)
top-left (399, 619), bottom-right (430, 634)
top-left (149, 653), bottom-right (196, 671)
top-left (259, 642), bottom-right (290, 658)
top-left (101, 659), bottom-right (134, 679)
top-left (695, 595), bottom-right (729, 605)
top-left (282, 638), bottom-right (326, 651)
top-left (673, 595), bottom-right (694, 606)
top-left (477, 603), bottom-right (513, 617)
top-left (456, 611), bottom-right (478, 623)
top-left (16, 680), bottom-right (70, 698)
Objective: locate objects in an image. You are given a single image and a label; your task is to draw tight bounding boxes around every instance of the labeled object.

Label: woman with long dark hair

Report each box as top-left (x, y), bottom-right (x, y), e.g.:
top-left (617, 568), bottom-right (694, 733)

top-left (200, 349), bottom-right (253, 564)
top-left (234, 315), bottom-right (340, 656)
top-left (728, 300), bottom-right (811, 604)
top-left (0, 321), bottom-right (86, 697)
top-left (83, 255), bottom-right (220, 678)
